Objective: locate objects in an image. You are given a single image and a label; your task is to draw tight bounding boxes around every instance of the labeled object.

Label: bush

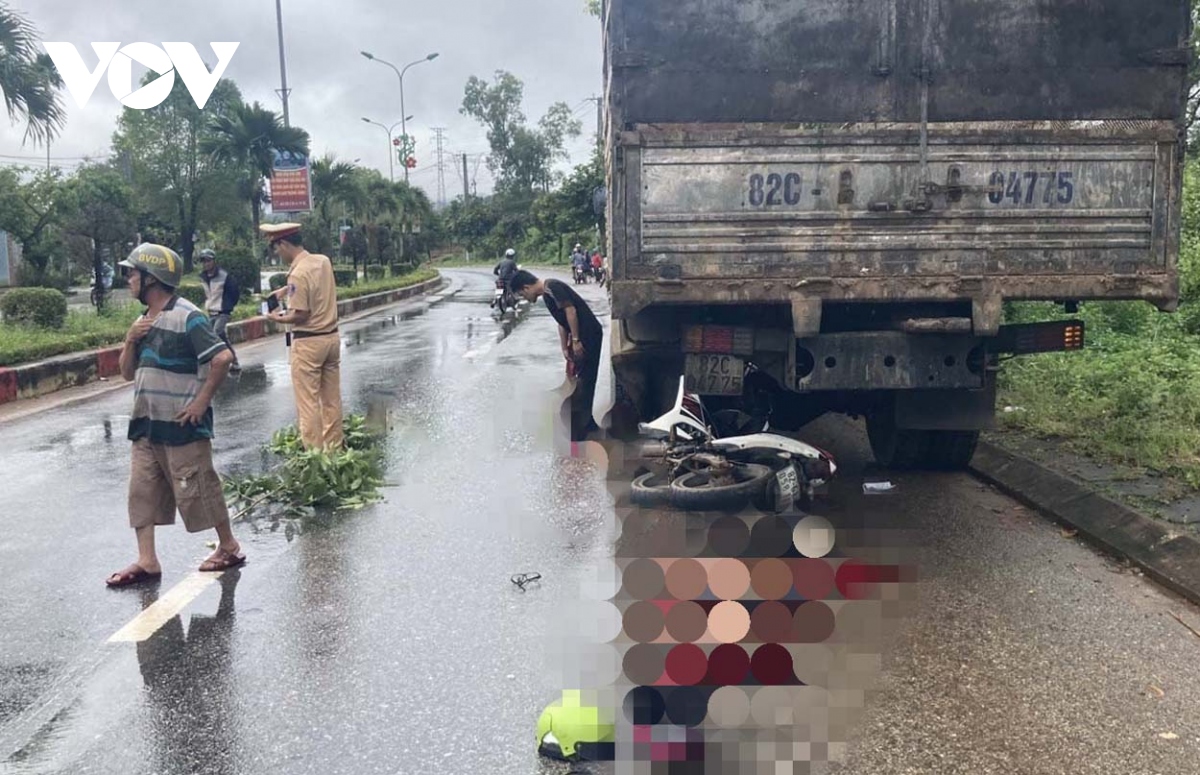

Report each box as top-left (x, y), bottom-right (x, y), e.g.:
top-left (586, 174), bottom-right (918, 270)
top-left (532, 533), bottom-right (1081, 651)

top-left (365, 265), bottom-right (385, 281)
top-left (335, 268), bottom-right (439, 301)
top-left (15, 264), bottom-right (71, 292)
top-left (1178, 303), bottom-right (1200, 336)
top-left (268, 273), bottom-right (288, 291)
top-left (176, 283), bottom-right (208, 309)
top-left (1, 288), bottom-right (68, 329)
top-left (332, 269), bottom-right (356, 287)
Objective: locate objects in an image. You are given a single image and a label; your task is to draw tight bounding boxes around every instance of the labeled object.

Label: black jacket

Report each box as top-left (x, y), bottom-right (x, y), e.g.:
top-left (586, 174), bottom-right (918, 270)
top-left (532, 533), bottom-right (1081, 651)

top-left (494, 258), bottom-right (518, 281)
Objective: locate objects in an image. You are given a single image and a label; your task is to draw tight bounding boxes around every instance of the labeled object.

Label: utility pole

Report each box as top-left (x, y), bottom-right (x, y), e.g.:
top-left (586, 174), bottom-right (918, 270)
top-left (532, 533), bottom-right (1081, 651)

top-left (432, 127), bottom-right (447, 208)
top-left (274, 0), bottom-right (292, 126)
top-left (462, 154), bottom-right (470, 200)
top-left (118, 150), bottom-right (132, 182)
top-left (470, 154), bottom-right (484, 196)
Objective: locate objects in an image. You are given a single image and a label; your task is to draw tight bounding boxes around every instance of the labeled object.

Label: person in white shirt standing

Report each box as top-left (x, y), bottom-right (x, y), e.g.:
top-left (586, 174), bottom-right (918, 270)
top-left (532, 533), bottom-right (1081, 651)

top-left (198, 249), bottom-right (242, 373)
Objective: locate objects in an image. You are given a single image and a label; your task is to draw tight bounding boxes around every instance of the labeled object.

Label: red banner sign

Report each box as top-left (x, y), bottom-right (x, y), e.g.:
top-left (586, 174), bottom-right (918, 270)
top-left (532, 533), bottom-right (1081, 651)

top-left (269, 151), bottom-right (312, 213)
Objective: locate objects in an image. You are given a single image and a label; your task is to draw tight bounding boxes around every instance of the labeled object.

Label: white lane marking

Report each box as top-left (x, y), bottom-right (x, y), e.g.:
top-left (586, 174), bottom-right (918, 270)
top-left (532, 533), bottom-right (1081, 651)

top-left (107, 572), bottom-right (222, 643)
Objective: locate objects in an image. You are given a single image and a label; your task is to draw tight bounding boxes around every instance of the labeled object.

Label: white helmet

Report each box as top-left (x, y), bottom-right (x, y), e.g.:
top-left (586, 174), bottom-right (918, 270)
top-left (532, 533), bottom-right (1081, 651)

top-left (505, 248), bottom-right (516, 257)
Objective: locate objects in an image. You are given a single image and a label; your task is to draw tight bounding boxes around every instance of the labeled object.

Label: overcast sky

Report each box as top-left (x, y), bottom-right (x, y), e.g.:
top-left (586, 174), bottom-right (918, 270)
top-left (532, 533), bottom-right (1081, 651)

top-left (1, 0), bottom-right (604, 201)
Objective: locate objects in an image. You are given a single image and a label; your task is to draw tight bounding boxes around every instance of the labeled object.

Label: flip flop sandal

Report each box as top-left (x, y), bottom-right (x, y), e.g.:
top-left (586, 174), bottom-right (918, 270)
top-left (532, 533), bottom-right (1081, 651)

top-left (199, 549), bottom-right (246, 573)
top-left (106, 564), bottom-right (162, 588)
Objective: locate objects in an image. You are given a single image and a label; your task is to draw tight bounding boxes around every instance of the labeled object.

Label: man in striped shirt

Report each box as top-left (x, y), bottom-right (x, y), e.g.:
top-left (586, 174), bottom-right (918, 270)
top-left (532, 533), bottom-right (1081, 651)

top-left (106, 244), bottom-right (243, 588)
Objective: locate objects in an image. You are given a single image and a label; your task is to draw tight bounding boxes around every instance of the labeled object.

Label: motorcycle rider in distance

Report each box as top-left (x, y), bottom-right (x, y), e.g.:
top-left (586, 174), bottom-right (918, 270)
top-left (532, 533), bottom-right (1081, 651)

top-left (590, 249), bottom-right (604, 285)
top-left (493, 248), bottom-right (519, 309)
top-left (495, 248), bottom-right (518, 285)
top-left (571, 243), bottom-right (589, 283)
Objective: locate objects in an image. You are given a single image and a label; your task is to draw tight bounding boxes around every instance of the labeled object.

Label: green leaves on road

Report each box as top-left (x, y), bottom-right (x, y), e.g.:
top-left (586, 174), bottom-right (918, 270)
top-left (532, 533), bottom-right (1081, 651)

top-left (224, 414), bottom-right (387, 523)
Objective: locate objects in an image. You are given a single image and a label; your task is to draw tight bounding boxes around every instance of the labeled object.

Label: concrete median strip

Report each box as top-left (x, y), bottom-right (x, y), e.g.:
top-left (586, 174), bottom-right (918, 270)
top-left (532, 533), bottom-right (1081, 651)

top-left (0, 274), bottom-right (446, 407)
top-left (970, 441), bottom-right (1200, 607)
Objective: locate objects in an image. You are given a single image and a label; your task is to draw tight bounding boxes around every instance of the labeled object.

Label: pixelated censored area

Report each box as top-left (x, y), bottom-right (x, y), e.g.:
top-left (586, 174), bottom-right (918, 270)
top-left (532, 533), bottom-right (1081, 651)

top-left (566, 440), bottom-right (921, 773)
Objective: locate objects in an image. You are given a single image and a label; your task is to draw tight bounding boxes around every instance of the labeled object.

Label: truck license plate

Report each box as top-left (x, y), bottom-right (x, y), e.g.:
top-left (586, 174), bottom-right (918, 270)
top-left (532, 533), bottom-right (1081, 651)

top-left (685, 354), bottom-right (744, 395)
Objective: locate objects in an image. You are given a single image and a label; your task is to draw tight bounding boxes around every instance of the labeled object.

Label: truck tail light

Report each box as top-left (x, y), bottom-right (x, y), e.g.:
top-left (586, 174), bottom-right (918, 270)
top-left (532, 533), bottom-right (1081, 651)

top-left (683, 325), bottom-right (754, 355)
top-left (993, 320), bottom-right (1085, 355)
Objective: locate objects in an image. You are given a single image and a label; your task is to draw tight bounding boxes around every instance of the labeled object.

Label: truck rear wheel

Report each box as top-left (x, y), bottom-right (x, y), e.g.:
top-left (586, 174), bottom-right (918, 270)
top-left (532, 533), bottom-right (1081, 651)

top-left (866, 414), bottom-right (979, 471)
top-left (866, 414), bottom-right (930, 470)
top-left (924, 430), bottom-right (980, 471)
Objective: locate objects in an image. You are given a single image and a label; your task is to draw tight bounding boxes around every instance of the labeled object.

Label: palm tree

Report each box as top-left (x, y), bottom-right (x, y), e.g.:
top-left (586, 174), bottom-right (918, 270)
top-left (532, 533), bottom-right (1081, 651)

top-left (201, 101), bottom-right (310, 233)
top-left (310, 153), bottom-right (357, 229)
top-left (336, 169), bottom-right (404, 268)
top-left (391, 182), bottom-right (436, 266)
top-left (0, 3), bottom-right (65, 145)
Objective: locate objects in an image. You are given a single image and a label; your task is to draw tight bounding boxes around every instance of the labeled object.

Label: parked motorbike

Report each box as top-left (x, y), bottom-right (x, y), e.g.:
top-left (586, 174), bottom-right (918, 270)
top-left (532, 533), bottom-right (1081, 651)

top-left (630, 374), bottom-right (836, 512)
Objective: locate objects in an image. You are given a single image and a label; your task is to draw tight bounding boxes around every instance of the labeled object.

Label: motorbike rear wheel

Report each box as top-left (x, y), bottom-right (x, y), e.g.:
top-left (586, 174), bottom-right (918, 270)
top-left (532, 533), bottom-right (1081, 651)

top-left (669, 463), bottom-right (773, 512)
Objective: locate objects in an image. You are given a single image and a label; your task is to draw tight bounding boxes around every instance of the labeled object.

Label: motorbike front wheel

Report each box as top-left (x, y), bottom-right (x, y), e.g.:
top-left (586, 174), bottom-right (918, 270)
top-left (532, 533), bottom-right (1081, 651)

top-left (669, 463), bottom-right (773, 512)
top-left (630, 471), bottom-right (673, 507)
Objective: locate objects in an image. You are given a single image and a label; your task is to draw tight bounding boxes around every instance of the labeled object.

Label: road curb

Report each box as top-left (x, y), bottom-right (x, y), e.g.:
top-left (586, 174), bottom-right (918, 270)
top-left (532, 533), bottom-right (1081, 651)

top-left (969, 440), bottom-right (1200, 606)
top-left (0, 273), bottom-right (445, 407)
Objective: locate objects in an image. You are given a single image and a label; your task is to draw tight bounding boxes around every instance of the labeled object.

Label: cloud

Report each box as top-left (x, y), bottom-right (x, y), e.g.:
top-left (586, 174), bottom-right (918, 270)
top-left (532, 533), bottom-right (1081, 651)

top-left (1, 0), bottom-right (603, 198)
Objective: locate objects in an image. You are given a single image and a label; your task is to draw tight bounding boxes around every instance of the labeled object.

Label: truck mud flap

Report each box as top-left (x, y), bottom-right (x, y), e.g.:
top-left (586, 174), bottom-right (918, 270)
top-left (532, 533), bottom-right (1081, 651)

top-left (891, 378), bottom-right (998, 432)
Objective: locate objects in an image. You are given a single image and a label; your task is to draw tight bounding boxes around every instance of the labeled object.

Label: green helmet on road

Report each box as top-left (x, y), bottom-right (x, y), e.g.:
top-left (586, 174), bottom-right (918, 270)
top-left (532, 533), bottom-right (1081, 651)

top-left (120, 243), bottom-right (183, 289)
top-left (536, 690), bottom-right (615, 762)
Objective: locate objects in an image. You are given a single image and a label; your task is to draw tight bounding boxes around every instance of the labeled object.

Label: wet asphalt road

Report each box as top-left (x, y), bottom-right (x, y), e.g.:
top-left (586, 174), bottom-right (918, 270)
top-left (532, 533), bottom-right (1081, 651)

top-left (0, 269), bottom-right (618, 775)
top-left (1, 268), bottom-right (1199, 773)
top-left (806, 414), bottom-right (1200, 775)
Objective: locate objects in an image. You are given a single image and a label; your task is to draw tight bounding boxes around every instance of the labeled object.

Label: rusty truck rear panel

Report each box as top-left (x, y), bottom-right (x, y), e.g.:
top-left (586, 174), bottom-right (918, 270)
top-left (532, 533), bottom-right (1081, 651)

top-left (609, 121), bottom-right (1180, 319)
top-left (603, 0), bottom-right (1190, 125)
top-left (602, 0), bottom-right (1190, 323)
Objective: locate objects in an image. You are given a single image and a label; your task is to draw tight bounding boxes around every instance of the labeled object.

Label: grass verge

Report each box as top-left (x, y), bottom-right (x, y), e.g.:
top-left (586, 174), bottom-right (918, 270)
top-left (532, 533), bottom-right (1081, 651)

top-left (998, 300), bottom-right (1200, 488)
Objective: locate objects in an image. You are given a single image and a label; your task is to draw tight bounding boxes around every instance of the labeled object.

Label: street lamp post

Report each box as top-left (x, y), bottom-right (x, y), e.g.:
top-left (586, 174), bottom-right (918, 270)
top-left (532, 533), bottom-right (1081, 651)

top-left (361, 117), bottom-right (404, 182)
top-left (360, 51), bottom-right (439, 183)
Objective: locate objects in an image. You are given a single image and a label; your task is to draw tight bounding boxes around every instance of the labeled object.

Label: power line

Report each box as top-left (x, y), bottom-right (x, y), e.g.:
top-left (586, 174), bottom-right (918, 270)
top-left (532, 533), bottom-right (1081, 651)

top-left (0, 158), bottom-right (99, 170)
top-left (0, 152), bottom-right (112, 162)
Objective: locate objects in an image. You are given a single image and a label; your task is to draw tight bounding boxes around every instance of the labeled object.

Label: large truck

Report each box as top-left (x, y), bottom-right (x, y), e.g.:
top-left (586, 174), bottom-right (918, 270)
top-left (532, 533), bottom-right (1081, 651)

top-left (601, 0), bottom-right (1191, 469)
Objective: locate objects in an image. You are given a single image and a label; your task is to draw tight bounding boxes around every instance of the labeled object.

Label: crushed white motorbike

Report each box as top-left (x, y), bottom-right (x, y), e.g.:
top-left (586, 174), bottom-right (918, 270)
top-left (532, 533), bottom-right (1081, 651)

top-left (631, 376), bottom-right (836, 512)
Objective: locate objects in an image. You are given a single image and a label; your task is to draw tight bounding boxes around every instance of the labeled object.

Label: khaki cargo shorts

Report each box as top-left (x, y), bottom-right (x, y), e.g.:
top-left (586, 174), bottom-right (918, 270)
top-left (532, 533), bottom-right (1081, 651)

top-left (128, 438), bottom-right (230, 533)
